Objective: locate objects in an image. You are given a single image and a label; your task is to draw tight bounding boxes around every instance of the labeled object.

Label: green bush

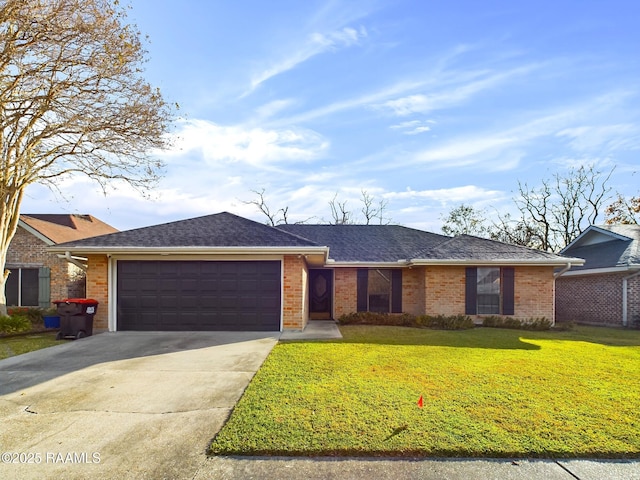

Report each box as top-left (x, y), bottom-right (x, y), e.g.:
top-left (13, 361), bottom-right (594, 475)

top-left (416, 314), bottom-right (475, 330)
top-left (7, 307), bottom-right (44, 324)
top-left (482, 316), bottom-right (552, 331)
top-left (0, 315), bottom-right (32, 334)
top-left (338, 312), bottom-right (475, 330)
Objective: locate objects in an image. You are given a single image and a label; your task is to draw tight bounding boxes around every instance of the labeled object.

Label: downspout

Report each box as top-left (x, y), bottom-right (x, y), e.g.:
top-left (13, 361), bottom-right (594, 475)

top-left (554, 262), bottom-right (572, 278)
top-left (622, 270), bottom-right (640, 327)
top-left (57, 252), bottom-right (88, 272)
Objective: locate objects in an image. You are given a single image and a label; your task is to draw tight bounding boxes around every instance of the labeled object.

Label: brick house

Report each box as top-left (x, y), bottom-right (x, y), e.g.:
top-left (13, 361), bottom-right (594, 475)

top-left (7, 214), bottom-right (118, 308)
top-left (49, 212), bottom-right (582, 332)
top-left (556, 225), bottom-right (640, 327)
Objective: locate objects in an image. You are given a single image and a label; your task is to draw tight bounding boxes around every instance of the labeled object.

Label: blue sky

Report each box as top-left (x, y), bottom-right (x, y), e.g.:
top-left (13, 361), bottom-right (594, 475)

top-left (23, 0), bottom-right (640, 232)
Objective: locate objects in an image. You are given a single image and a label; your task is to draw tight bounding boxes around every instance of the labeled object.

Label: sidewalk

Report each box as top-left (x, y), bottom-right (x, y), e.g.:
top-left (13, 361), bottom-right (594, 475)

top-left (195, 456), bottom-right (640, 480)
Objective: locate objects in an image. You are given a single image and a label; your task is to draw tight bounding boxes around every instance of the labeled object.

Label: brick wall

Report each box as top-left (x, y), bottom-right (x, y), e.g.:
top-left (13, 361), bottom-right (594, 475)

top-left (282, 255), bottom-right (308, 330)
top-left (402, 268), bottom-right (425, 315)
top-left (334, 268), bottom-right (357, 318)
top-left (333, 265), bottom-right (555, 320)
top-left (424, 266), bottom-right (466, 316)
top-left (85, 255), bottom-right (109, 330)
top-left (556, 272), bottom-right (628, 326)
top-left (630, 275), bottom-right (640, 328)
top-left (7, 227), bottom-right (84, 305)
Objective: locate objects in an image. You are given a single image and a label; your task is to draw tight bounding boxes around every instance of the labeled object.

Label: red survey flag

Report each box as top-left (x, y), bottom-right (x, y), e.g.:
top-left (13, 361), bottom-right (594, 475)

top-left (417, 395), bottom-right (423, 408)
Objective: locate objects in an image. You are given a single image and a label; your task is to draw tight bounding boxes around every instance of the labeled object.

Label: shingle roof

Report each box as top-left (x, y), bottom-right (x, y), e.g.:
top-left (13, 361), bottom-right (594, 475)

top-left (51, 212), bottom-right (579, 265)
top-left (54, 212), bottom-right (319, 249)
top-left (414, 235), bottom-right (575, 262)
top-left (20, 214), bottom-right (118, 244)
top-left (277, 224), bottom-right (574, 264)
top-left (562, 224), bottom-right (640, 270)
top-left (276, 224), bottom-right (449, 262)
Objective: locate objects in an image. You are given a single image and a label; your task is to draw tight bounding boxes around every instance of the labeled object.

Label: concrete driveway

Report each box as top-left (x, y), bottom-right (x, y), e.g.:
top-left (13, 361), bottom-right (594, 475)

top-left (0, 331), bottom-right (278, 480)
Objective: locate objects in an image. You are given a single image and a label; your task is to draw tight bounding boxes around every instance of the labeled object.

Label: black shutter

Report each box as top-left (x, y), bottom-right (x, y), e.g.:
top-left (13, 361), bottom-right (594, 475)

top-left (465, 267), bottom-right (477, 315)
top-left (502, 267), bottom-right (515, 315)
top-left (357, 269), bottom-right (368, 312)
top-left (391, 270), bottom-right (403, 313)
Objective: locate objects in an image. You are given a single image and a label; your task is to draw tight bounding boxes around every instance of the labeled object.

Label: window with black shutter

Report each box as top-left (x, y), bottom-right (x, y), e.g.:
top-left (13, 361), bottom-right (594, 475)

top-left (356, 268), bottom-right (402, 313)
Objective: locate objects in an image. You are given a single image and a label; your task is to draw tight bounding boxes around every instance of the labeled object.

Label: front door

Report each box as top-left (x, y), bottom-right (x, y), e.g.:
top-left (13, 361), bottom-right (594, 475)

top-left (309, 269), bottom-right (332, 319)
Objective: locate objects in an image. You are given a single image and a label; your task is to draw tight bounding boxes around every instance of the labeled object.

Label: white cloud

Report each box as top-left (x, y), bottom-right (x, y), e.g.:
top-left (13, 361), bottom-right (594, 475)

top-left (377, 64), bottom-right (541, 116)
top-left (246, 26), bottom-right (367, 95)
top-left (164, 119), bottom-right (329, 167)
top-left (556, 124), bottom-right (640, 152)
top-left (390, 120), bottom-right (434, 135)
top-left (385, 185), bottom-right (503, 204)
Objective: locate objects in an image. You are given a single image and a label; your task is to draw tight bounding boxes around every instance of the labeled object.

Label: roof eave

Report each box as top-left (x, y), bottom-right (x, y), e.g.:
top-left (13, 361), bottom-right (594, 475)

top-left (560, 264), bottom-right (640, 276)
top-left (18, 219), bottom-right (55, 245)
top-left (409, 258), bottom-right (585, 267)
top-left (48, 245), bottom-right (329, 259)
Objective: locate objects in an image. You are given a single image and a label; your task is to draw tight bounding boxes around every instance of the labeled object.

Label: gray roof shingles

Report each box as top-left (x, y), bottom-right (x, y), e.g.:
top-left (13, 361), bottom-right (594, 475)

top-left (54, 211), bottom-right (579, 264)
top-left (277, 224), bottom-right (449, 262)
top-left (55, 212), bottom-right (319, 249)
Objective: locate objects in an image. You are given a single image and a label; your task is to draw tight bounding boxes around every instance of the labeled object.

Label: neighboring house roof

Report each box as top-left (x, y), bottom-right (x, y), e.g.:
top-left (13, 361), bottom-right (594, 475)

top-left (19, 214), bottom-right (119, 245)
top-left (50, 212), bottom-right (580, 268)
top-left (560, 224), bottom-right (640, 273)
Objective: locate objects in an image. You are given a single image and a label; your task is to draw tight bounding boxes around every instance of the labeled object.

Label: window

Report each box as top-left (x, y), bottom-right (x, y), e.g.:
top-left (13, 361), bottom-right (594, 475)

top-left (6, 268), bottom-right (40, 307)
top-left (465, 267), bottom-right (514, 316)
top-left (357, 269), bottom-right (402, 313)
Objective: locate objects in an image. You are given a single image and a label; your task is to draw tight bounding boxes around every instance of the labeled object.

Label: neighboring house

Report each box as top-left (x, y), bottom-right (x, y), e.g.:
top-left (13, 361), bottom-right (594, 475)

top-left (7, 214), bottom-right (118, 308)
top-left (556, 224), bottom-right (640, 327)
top-left (49, 212), bottom-right (583, 332)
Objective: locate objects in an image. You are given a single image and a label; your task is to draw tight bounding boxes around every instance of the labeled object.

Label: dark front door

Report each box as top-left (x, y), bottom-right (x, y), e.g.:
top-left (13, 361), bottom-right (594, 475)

top-left (309, 269), bottom-right (332, 319)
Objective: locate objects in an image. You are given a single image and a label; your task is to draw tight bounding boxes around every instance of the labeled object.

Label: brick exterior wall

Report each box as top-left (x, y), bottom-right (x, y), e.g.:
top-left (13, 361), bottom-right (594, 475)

top-left (334, 268), bottom-right (357, 318)
top-left (630, 275), bottom-right (640, 328)
top-left (7, 227), bottom-right (85, 306)
top-left (85, 255), bottom-right (109, 331)
top-left (555, 272), bottom-right (640, 327)
top-left (282, 255), bottom-right (308, 330)
top-left (402, 268), bottom-right (425, 316)
top-left (332, 265), bottom-right (556, 321)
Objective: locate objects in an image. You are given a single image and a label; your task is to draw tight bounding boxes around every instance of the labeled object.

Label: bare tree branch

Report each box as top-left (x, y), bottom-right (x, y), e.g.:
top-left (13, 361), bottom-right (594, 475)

top-left (0, 0), bottom-right (175, 314)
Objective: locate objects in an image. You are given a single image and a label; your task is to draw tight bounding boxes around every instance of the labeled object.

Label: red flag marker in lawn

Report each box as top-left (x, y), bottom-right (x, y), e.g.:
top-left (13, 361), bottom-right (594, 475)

top-left (417, 395), bottom-right (423, 408)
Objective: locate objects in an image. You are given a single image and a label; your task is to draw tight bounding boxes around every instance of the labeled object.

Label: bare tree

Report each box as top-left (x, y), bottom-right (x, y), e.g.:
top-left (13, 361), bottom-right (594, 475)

top-left (328, 192), bottom-right (352, 225)
top-left (0, 0), bottom-right (174, 314)
top-left (605, 193), bottom-right (640, 225)
top-left (494, 165), bottom-right (613, 251)
top-left (243, 188), bottom-right (288, 226)
top-left (360, 189), bottom-right (390, 225)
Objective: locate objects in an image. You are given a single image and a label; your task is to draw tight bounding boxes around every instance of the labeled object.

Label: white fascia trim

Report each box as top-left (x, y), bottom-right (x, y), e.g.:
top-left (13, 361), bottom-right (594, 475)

top-left (560, 265), bottom-right (640, 277)
top-left (328, 260), bottom-right (410, 268)
top-left (408, 258), bottom-right (584, 267)
top-left (18, 220), bottom-right (55, 246)
top-left (48, 246), bottom-right (329, 257)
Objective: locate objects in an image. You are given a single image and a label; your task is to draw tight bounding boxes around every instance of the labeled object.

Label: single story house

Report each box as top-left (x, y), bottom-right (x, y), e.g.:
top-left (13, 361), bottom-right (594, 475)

top-left (556, 224), bottom-right (640, 327)
top-left (49, 212), bottom-right (583, 332)
top-left (7, 214), bottom-right (118, 308)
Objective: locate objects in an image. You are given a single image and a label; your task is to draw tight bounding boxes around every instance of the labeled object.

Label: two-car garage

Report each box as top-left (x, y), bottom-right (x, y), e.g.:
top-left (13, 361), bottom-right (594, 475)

top-left (116, 260), bottom-right (282, 331)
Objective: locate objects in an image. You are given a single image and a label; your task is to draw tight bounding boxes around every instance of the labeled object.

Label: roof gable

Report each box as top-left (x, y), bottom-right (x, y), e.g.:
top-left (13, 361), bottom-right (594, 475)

top-left (562, 224), bottom-right (640, 270)
top-left (19, 214), bottom-right (118, 245)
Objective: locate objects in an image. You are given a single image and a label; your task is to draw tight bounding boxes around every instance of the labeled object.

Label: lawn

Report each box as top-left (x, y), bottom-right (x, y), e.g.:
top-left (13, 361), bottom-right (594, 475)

top-left (0, 333), bottom-right (61, 360)
top-left (210, 325), bottom-right (640, 458)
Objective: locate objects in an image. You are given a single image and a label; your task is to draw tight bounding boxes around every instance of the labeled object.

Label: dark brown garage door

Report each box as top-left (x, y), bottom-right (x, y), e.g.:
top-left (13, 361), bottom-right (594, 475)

top-left (117, 260), bottom-right (281, 331)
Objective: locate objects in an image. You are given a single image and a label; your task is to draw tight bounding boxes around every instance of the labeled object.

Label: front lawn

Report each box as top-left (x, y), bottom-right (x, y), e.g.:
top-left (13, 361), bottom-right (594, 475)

top-left (210, 325), bottom-right (640, 458)
top-left (0, 333), bottom-right (61, 360)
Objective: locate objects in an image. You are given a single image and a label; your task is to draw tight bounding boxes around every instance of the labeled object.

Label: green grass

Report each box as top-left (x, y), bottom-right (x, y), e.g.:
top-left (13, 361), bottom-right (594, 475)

top-left (210, 325), bottom-right (640, 458)
top-left (0, 332), bottom-right (61, 360)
